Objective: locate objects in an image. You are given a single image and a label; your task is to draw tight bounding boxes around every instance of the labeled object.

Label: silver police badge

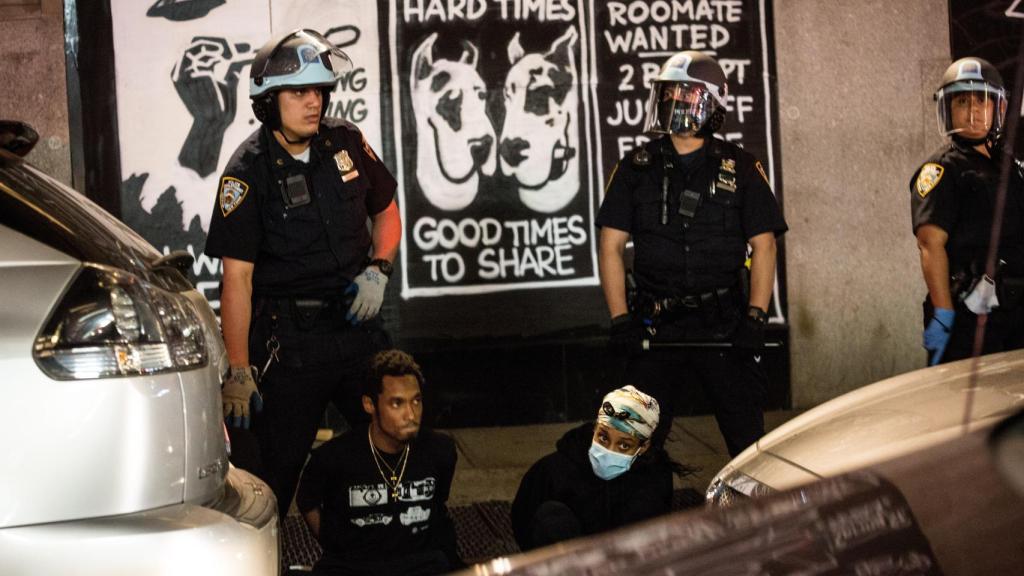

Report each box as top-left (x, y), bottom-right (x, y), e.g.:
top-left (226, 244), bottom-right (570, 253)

top-left (334, 149), bottom-right (360, 182)
top-left (334, 149), bottom-right (354, 173)
top-left (219, 176), bottom-right (249, 217)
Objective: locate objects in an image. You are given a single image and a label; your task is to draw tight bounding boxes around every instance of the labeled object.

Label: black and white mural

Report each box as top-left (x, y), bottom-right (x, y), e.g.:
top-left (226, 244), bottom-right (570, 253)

top-left (393, 1), bottom-right (598, 297)
top-left (110, 0), bottom-right (783, 338)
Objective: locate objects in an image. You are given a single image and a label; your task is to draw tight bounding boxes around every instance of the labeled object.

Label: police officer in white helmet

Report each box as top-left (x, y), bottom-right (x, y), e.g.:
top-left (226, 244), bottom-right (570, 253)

top-left (597, 51), bottom-right (787, 457)
top-left (911, 56), bottom-right (1024, 365)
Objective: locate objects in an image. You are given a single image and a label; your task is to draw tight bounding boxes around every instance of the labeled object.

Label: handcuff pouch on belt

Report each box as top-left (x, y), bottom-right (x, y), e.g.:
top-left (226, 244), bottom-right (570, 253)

top-left (292, 298), bottom-right (329, 329)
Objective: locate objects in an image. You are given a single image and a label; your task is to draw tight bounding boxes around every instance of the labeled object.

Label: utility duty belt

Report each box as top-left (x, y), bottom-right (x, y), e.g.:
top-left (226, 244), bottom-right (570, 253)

top-left (258, 295), bottom-right (347, 313)
top-left (254, 292), bottom-right (357, 329)
top-left (634, 286), bottom-right (735, 322)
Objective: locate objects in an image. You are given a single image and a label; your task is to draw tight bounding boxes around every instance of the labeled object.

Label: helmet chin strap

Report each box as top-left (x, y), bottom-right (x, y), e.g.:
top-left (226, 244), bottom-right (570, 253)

top-left (952, 133), bottom-right (997, 153)
top-left (278, 129), bottom-right (315, 145)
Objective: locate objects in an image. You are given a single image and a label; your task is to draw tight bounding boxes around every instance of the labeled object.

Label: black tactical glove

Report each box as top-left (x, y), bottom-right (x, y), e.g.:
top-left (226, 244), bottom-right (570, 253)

top-left (609, 313), bottom-right (645, 356)
top-left (732, 306), bottom-right (767, 350)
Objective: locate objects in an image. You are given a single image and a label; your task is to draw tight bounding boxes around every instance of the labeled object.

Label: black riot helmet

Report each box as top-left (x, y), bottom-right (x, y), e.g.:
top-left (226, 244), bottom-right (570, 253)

top-left (249, 29), bottom-right (353, 129)
top-left (643, 51), bottom-right (728, 137)
top-left (934, 57), bottom-right (1007, 146)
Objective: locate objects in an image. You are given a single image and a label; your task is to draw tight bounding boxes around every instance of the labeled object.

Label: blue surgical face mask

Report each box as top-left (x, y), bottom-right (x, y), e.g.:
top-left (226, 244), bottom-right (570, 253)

top-left (588, 441), bottom-right (640, 481)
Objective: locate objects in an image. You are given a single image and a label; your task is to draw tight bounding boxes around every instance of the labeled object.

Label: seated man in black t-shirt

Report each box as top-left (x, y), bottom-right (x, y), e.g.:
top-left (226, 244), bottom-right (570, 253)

top-left (296, 350), bottom-right (460, 576)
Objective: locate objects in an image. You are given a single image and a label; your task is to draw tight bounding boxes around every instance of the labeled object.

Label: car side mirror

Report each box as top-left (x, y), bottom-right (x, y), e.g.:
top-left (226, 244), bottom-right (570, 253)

top-left (0, 121), bottom-right (40, 157)
top-left (152, 249), bottom-right (196, 275)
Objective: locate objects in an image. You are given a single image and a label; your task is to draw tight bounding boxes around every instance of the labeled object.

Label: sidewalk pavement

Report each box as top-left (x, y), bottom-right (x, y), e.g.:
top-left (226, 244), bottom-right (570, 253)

top-left (443, 410), bottom-right (800, 506)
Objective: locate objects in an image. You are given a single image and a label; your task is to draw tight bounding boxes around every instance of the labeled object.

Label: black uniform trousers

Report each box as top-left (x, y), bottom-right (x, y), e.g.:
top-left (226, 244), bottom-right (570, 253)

top-left (924, 278), bottom-right (1024, 363)
top-left (242, 297), bottom-right (390, 519)
top-left (624, 294), bottom-right (768, 458)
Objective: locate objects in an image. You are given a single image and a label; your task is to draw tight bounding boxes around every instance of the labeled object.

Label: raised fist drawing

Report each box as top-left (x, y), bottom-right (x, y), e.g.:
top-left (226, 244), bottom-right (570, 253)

top-left (171, 36), bottom-right (252, 177)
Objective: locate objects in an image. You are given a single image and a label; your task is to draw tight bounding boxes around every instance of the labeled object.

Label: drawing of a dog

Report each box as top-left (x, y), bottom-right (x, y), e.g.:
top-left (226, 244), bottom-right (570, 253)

top-left (410, 32), bottom-right (496, 211)
top-left (498, 28), bottom-right (579, 213)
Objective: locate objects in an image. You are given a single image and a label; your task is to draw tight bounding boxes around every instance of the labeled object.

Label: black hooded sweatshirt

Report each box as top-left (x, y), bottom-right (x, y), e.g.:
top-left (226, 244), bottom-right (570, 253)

top-left (510, 422), bottom-right (674, 551)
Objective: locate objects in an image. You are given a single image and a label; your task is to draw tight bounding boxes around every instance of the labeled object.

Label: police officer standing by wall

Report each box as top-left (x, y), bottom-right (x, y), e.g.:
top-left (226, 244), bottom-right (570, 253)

top-left (912, 57), bottom-right (1024, 365)
top-left (205, 29), bottom-right (401, 518)
top-left (597, 51), bottom-right (787, 457)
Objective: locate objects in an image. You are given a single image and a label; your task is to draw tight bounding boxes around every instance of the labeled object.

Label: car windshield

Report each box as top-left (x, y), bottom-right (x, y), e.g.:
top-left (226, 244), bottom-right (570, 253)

top-left (0, 154), bottom-right (184, 289)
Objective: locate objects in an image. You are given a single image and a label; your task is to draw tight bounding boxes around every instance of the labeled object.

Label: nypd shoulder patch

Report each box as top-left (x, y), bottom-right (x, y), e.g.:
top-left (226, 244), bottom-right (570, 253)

top-left (219, 176), bottom-right (249, 217)
top-left (361, 135), bottom-right (379, 163)
top-left (915, 163), bottom-right (944, 198)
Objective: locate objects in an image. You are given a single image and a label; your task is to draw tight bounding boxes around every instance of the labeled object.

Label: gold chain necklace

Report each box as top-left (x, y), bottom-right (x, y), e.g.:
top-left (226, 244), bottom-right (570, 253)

top-left (368, 426), bottom-right (410, 500)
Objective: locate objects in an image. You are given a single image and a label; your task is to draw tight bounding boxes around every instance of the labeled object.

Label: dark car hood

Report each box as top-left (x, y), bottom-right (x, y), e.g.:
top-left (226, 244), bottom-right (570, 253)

top-left (0, 156), bottom-right (185, 288)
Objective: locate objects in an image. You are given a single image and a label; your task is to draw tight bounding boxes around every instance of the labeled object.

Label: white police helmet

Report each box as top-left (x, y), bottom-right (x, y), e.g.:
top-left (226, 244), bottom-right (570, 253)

top-left (934, 57), bottom-right (1007, 144)
top-left (249, 29), bottom-right (353, 127)
top-left (643, 51), bottom-right (728, 136)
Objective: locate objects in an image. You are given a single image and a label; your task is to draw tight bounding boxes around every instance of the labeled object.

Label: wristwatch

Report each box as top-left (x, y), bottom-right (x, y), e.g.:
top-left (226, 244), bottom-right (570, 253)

top-left (368, 258), bottom-right (393, 278)
top-left (747, 306), bottom-right (768, 325)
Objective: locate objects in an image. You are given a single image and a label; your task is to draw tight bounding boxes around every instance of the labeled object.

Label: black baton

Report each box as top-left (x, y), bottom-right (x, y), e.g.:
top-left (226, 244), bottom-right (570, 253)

top-left (642, 340), bottom-right (783, 351)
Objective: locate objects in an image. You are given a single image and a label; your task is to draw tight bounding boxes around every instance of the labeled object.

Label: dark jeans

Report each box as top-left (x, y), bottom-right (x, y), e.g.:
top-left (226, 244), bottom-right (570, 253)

top-left (231, 298), bottom-right (390, 519)
top-left (621, 302), bottom-right (768, 458)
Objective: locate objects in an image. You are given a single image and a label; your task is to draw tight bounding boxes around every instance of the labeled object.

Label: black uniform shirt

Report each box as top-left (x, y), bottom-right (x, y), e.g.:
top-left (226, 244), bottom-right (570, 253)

top-left (597, 137), bottom-right (787, 295)
top-left (296, 426), bottom-right (458, 567)
top-left (205, 118), bottom-right (396, 297)
top-left (910, 140), bottom-right (1024, 277)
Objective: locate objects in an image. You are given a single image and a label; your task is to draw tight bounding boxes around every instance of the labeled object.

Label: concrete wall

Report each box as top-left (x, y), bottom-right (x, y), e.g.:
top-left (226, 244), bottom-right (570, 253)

top-left (0, 0), bottom-right (71, 184)
top-left (774, 0), bottom-right (951, 407)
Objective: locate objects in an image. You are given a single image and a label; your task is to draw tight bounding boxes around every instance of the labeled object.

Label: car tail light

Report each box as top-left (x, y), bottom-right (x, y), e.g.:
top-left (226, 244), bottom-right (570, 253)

top-left (33, 264), bottom-right (208, 379)
top-left (706, 466), bottom-right (776, 507)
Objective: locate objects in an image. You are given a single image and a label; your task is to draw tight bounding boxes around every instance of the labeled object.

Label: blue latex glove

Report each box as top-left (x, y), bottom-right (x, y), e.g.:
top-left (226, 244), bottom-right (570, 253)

top-left (923, 308), bottom-right (955, 366)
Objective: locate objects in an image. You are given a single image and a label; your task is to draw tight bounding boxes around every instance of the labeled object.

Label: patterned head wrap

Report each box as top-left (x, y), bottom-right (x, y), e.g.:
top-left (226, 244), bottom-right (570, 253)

top-left (596, 385), bottom-right (660, 441)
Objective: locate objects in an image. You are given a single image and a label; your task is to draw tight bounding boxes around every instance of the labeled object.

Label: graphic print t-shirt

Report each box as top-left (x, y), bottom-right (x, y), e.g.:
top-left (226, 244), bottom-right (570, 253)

top-left (296, 426), bottom-right (457, 563)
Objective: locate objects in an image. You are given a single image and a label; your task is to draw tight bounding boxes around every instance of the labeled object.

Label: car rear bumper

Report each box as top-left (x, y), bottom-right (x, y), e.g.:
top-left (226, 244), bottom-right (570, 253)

top-left (0, 467), bottom-right (279, 575)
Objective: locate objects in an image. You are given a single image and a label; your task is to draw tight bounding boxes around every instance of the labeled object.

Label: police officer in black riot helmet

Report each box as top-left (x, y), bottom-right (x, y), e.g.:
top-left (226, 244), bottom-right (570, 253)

top-left (911, 57), bottom-right (1024, 365)
top-left (204, 29), bottom-right (401, 519)
top-left (597, 51), bottom-right (787, 456)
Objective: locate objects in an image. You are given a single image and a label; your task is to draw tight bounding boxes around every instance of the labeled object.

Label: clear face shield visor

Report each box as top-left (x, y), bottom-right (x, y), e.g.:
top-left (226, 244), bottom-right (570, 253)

top-left (643, 81), bottom-right (717, 135)
top-left (263, 30), bottom-right (354, 86)
top-left (935, 81), bottom-right (1006, 140)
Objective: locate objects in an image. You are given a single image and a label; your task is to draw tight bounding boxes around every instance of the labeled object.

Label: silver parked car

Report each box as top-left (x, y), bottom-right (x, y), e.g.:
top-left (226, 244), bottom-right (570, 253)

top-left (0, 121), bottom-right (279, 575)
top-left (707, 348), bottom-right (1024, 506)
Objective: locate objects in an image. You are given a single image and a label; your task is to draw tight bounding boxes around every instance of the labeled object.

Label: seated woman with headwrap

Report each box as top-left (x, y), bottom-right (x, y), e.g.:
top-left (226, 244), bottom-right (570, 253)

top-left (510, 385), bottom-right (677, 551)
